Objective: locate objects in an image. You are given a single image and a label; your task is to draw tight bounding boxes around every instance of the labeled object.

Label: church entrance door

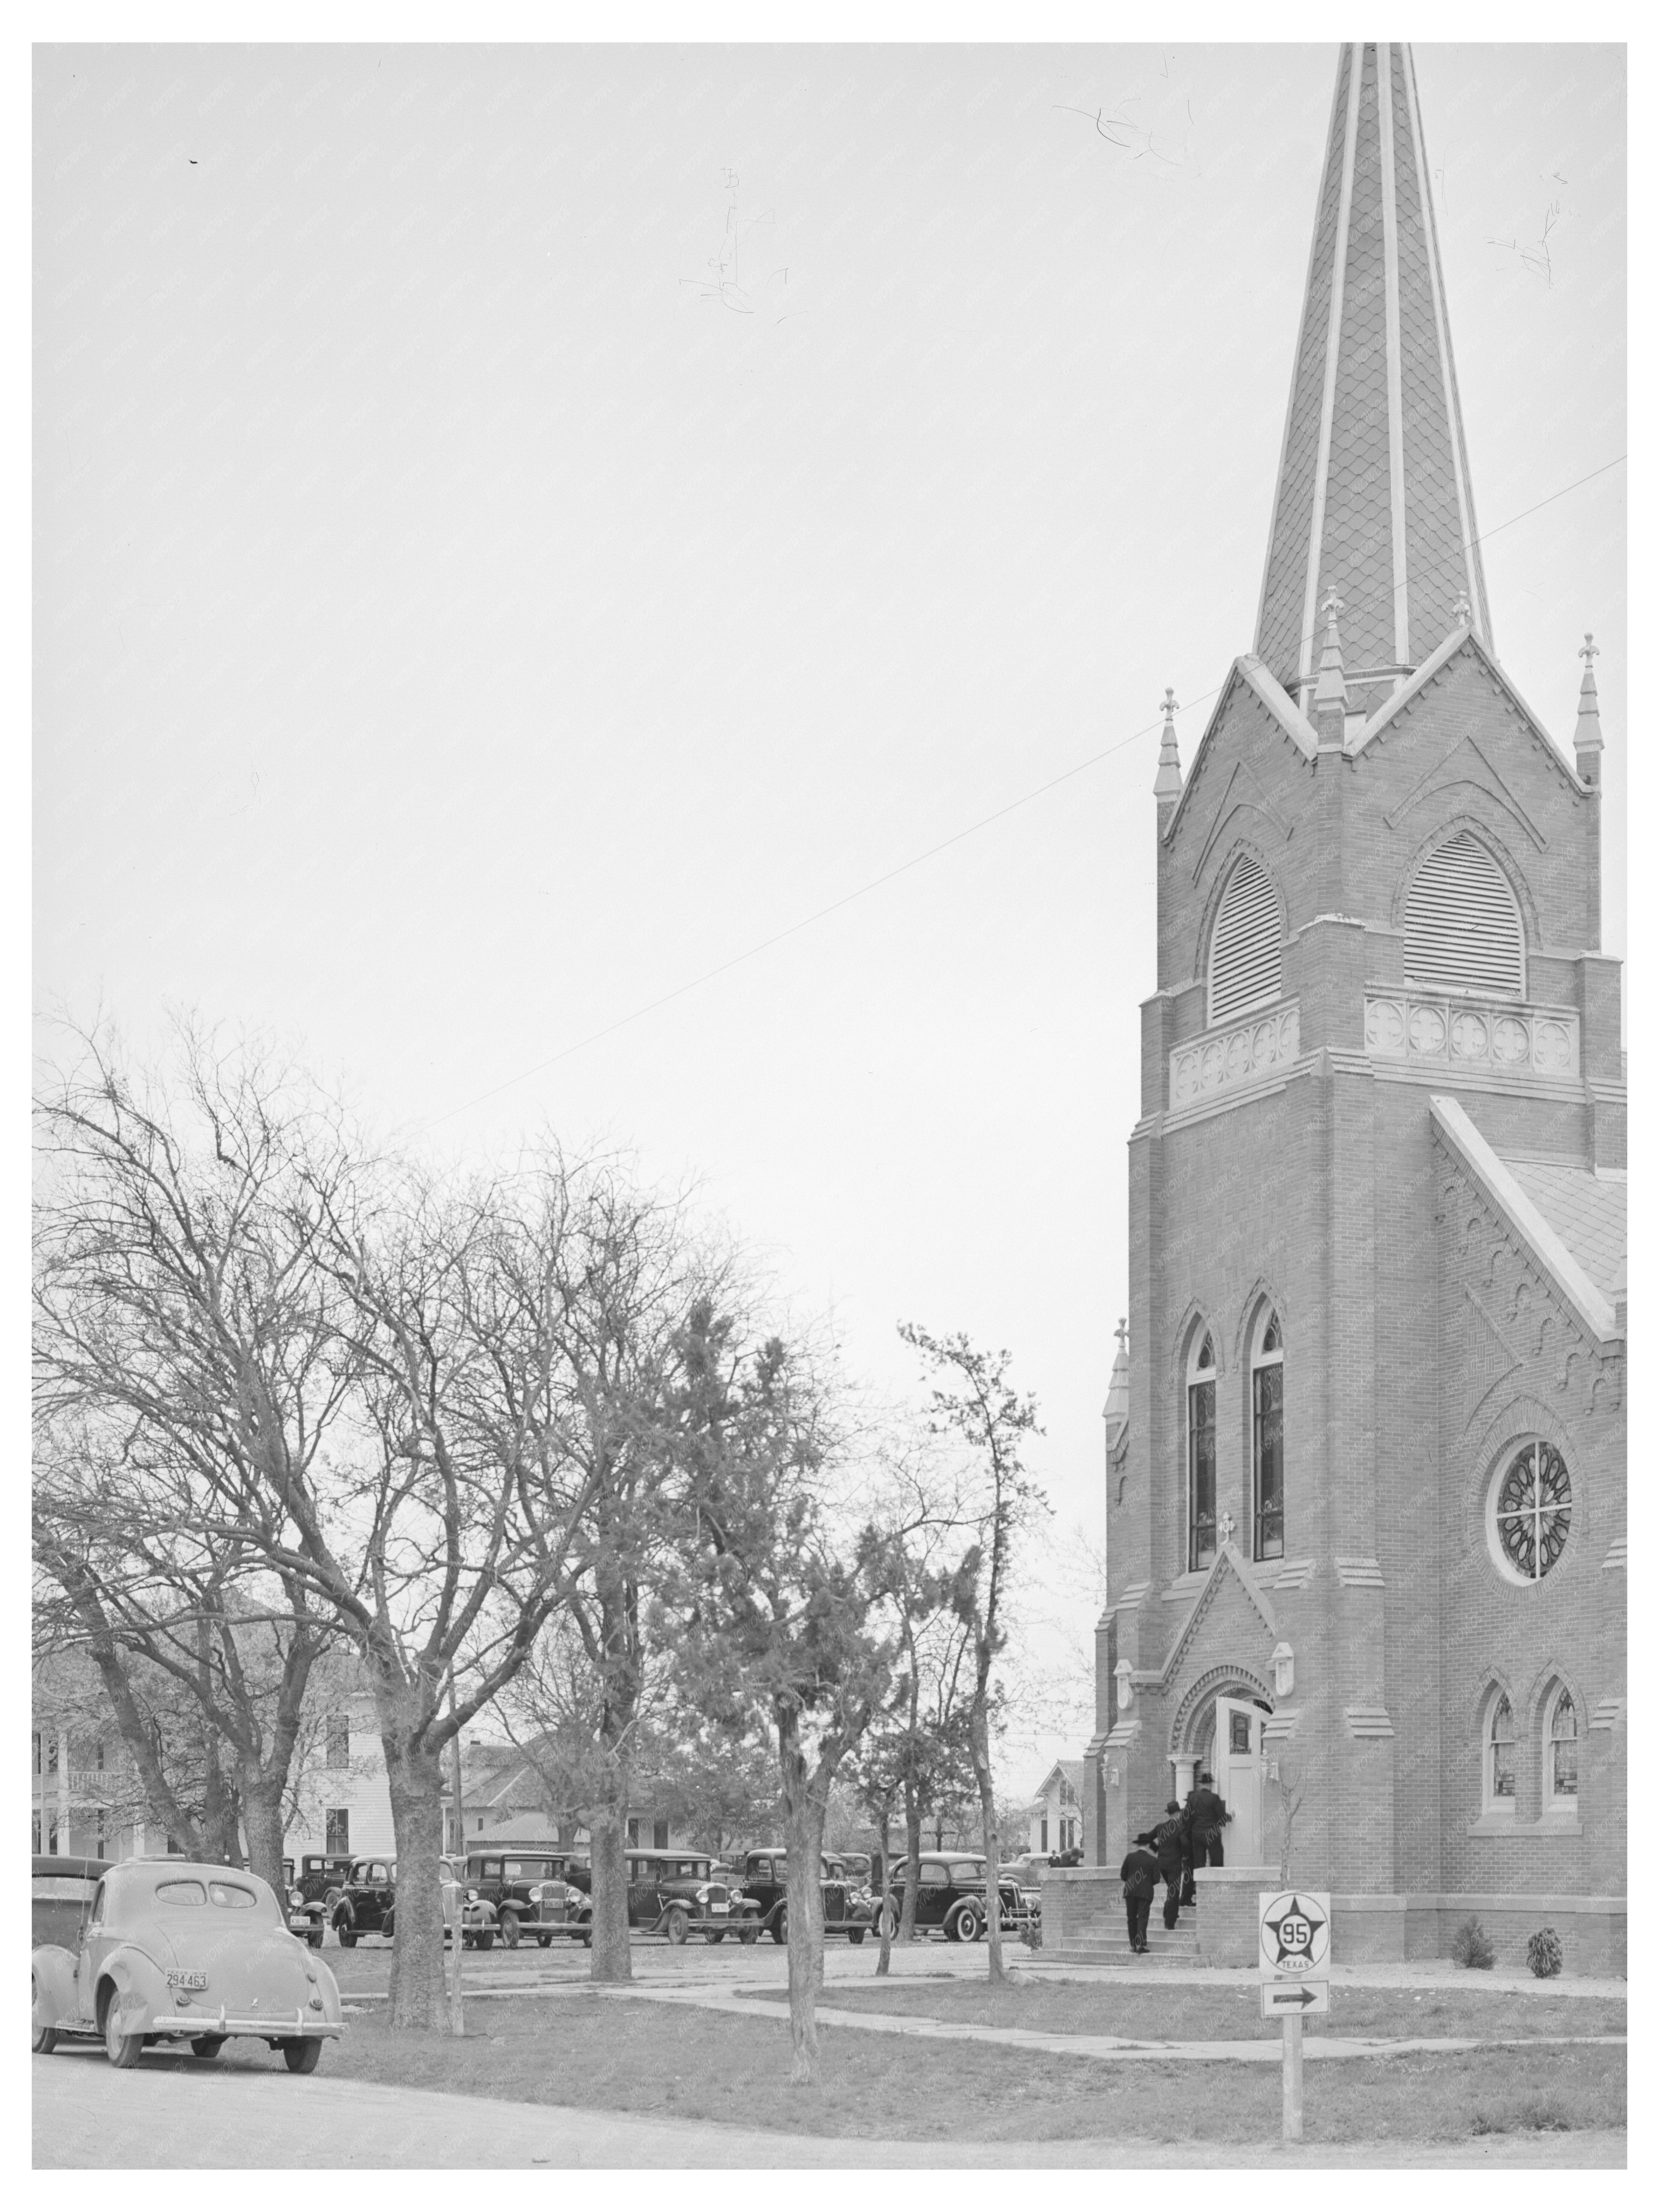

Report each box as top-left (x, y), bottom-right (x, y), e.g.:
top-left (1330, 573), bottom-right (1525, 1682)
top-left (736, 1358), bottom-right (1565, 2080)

top-left (1215, 1696), bottom-right (1266, 1863)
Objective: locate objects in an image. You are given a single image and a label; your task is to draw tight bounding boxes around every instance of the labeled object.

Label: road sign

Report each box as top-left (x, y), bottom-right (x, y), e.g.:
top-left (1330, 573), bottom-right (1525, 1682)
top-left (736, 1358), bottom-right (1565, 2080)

top-left (1258, 1889), bottom-right (1331, 1978)
top-left (1261, 1979), bottom-right (1330, 2018)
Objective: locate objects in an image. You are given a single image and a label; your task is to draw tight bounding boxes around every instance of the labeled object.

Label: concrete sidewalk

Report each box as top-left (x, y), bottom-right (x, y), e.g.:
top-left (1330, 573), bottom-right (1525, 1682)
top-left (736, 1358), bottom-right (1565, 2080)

top-left (31, 2055), bottom-right (1625, 2169)
top-left (608, 1979), bottom-right (1627, 2064)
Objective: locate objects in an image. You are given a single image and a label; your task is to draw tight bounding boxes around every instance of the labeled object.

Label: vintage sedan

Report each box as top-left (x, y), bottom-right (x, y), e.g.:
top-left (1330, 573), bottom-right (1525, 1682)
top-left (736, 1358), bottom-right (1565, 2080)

top-left (567, 1851), bottom-right (761, 1945)
top-left (874, 1852), bottom-right (1029, 1942)
top-left (739, 1848), bottom-right (876, 1943)
top-left (31, 1858), bottom-right (344, 2072)
top-left (331, 1855), bottom-right (498, 1949)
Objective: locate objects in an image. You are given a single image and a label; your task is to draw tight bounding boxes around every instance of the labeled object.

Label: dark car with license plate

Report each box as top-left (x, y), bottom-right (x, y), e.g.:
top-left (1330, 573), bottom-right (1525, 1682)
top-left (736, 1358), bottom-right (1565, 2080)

top-left (281, 1855), bottom-right (352, 1947)
top-left (875, 1852), bottom-right (1028, 1942)
top-left (566, 1851), bottom-right (759, 1946)
top-left (738, 1848), bottom-right (877, 1944)
top-left (329, 1856), bottom-right (497, 1949)
top-left (462, 1847), bottom-right (591, 1948)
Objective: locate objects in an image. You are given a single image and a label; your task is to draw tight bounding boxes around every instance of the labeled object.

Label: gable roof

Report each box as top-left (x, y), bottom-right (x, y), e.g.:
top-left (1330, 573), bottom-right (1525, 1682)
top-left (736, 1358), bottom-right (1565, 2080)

top-left (1349, 625), bottom-right (1584, 795)
top-left (1164, 655), bottom-right (1315, 844)
top-left (1146, 1543), bottom-right (1278, 1691)
top-left (1431, 1096), bottom-right (1622, 1344)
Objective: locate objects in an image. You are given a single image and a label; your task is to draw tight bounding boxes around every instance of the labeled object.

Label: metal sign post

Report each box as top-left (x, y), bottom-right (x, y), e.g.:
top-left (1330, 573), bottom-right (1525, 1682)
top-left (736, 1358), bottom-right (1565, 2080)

top-left (1259, 1889), bottom-right (1331, 2145)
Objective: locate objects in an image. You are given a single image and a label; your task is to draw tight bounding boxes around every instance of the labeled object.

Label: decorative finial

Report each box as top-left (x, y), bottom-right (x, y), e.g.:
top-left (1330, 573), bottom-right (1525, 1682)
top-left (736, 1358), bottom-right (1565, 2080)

top-left (1313, 582), bottom-right (1349, 739)
top-left (1574, 630), bottom-right (1603, 782)
top-left (1114, 1317), bottom-right (1129, 1355)
top-left (1452, 590), bottom-right (1472, 629)
top-left (1219, 1510), bottom-right (1236, 1547)
top-left (1153, 689), bottom-right (1184, 806)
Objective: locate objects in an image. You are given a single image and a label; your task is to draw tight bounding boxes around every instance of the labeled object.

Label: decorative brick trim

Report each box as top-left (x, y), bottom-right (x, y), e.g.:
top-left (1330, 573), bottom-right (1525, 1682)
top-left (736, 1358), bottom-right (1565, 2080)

top-left (1154, 1544), bottom-right (1278, 1690)
top-left (1345, 1705), bottom-right (1396, 1738)
top-left (1366, 992), bottom-right (1578, 1081)
top-left (1170, 1002), bottom-right (1300, 1115)
top-left (1271, 1558), bottom-right (1316, 1590)
top-left (1334, 1557), bottom-right (1385, 1587)
top-left (1169, 1662), bottom-right (1274, 1756)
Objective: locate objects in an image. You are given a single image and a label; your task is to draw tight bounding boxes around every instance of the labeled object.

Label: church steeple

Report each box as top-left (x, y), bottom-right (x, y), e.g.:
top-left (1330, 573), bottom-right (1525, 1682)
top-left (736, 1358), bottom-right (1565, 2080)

top-left (1254, 44), bottom-right (1492, 707)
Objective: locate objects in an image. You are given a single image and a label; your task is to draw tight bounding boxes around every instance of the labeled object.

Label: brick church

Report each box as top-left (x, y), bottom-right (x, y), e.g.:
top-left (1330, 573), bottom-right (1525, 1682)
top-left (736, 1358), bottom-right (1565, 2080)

top-left (1057, 43), bottom-right (1626, 1971)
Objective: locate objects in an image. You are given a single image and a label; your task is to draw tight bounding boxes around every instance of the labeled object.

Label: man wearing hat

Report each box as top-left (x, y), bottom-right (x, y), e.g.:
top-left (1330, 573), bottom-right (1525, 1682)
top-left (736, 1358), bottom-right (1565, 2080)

top-left (1151, 1798), bottom-right (1187, 1929)
top-left (1119, 1832), bottom-right (1161, 1954)
top-left (1180, 1768), bottom-right (1230, 1904)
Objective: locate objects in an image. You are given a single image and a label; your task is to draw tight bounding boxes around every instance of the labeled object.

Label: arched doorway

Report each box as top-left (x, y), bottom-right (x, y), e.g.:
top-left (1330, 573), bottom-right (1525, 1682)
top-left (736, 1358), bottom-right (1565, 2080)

top-left (1171, 1669), bottom-right (1274, 1865)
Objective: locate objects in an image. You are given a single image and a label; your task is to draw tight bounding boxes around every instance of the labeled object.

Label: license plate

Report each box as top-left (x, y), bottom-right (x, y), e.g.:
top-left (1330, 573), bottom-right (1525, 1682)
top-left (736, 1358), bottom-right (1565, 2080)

top-left (711, 1902), bottom-right (729, 1914)
top-left (168, 1970), bottom-right (208, 1991)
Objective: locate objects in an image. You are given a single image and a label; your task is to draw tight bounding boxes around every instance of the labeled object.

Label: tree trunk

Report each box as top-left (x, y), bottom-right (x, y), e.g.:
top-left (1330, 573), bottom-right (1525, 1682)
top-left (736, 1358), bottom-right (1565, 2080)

top-left (777, 1710), bottom-right (830, 2087)
top-left (380, 1722), bottom-right (449, 2032)
top-left (875, 1801), bottom-right (893, 1977)
top-left (587, 1765), bottom-right (632, 1984)
top-left (899, 1792), bottom-right (922, 1941)
top-left (972, 1701), bottom-right (1005, 1983)
top-left (241, 1773), bottom-right (287, 1896)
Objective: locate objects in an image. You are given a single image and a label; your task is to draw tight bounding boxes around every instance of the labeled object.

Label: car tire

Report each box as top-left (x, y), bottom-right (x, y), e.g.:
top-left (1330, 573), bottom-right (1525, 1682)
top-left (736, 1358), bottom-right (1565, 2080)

top-left (666, 1906), bottom-right (690, 1946)
top-left (500, 1911), bottom-right (520, 1949)
top-left (875, 1901), bottom-right (898, 1941)
top-left (848, 1926), bottom-right (866, 1944)
top-left (32, 1970), bottom-right (58, 2054)
top-left (738, 1923), bottom-right (759, 1945)
top-left (381, 1912), bottom-right (395, 1943)
top-left (952, 1902), bottom-right (982, 1943)
top-left (190, 2036), bottom-right (227, 2060)
top-left (102, 1997), bottom-right (144, 2070)
top-left (580, 1927), bottom-right (592, 1949)
top-left (536, 1933), bottom-right (552, 1949)
top-left (474, 1928), bottom-right (495, 1952)
top-left (281, 2037), bottom-right (322, 2075)
top-left (336, 1928), bottom-right (357, 1948)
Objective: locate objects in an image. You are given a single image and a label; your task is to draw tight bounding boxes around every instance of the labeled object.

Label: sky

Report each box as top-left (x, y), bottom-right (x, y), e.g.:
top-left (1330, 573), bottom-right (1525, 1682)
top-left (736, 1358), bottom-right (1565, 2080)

top-left (33, 40), bottom-right (1626, 1791)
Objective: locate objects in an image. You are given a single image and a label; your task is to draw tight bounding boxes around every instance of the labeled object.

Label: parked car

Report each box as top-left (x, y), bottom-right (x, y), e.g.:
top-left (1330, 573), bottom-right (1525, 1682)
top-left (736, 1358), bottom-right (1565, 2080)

top-left (999, 1857), bottom-right (1046, 1923)
top-left (874, 1852), bottom-right (1029, 1942)
top-left (462, 1846), bottom-right (591, 1947)
top-left (31, 1856), bottom-right (108, 1951)
top-left (31, 1857), bottom-right (344, 2072)
top-left (738, 1848), bottom-right (877, 1944)
top-left (279, 1857), bottom-right (341, 1948)
top-left (330, 1855), bottom-right (498, 1949)
top-left (566, 1851), bottom-right (760, 1945)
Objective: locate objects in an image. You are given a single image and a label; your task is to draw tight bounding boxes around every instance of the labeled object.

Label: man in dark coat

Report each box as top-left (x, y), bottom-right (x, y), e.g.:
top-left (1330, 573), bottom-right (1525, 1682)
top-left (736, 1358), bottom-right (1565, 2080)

top-left (1151, 1799), bottom-right (1186, 1928)
top-left (1120, 1833), bottom-right (1160, 1953)
top-left (1182, 1770), bottom-right (1230, 1897)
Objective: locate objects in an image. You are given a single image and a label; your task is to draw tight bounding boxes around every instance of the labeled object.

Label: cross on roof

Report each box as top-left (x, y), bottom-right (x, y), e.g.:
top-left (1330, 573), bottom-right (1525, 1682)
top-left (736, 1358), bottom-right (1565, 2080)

top-left (1580, 632), bottom-right (1599, 666)
top-left (1219, 1511), bottom-right (1236, 1545)
top-left (1115, 1317), bottom-right (1129, 1354)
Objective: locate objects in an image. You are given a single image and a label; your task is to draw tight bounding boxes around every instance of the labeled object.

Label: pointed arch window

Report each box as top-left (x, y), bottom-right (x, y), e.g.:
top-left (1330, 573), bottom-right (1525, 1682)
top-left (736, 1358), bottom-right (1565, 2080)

top-left (1403, 831), bottom-right (1525, 998)
top-left (1251, 1309), bottom-right (1284, 1562)
top-left (1187, 1333), bottom-right (1217, 1573)
top-left (1485, 1692), bottom-right (1516, 1809)
top-left (1546, 1687), bottom-right (1579, 1807)
top-left (1207, 854), bottom-right (1282, 1026)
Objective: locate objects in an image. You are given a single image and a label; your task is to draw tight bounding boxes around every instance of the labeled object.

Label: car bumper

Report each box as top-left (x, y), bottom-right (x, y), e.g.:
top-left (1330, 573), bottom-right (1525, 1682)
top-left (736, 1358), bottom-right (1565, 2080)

top-left (149, 2007), bottom-right (344, 2039)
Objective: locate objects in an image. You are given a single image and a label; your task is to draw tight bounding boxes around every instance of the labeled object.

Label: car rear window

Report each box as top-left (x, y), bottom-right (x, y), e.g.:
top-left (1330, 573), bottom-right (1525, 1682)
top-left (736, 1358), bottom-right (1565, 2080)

top-left (948, 1861), bottom-right (985, 1882)
top-left (209, 1882), bottom-right (257, 1909)
top-left (920, 1863), bottom-right (949, 1884)
top-left (156, 1879), bottom-right (208, 1905)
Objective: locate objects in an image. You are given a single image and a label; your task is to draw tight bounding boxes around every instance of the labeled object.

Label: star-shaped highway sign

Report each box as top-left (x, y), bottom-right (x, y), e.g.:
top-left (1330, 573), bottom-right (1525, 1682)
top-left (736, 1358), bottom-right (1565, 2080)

top-left (1262, 1893), bottom-right (1328, 1971)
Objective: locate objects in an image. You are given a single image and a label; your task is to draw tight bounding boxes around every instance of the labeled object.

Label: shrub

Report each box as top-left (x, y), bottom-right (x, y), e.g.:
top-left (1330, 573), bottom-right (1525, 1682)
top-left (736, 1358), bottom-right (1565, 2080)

top-left (1451, 1915), bottom-right (1495, 1969)
top-left (1527, 1926), bottom-right (1564, 1979)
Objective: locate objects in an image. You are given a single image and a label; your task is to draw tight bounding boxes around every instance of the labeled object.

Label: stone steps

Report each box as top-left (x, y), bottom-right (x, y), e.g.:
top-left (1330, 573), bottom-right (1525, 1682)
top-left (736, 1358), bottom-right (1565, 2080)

top-left (1044, 1919), bottom-right (1202, 1967)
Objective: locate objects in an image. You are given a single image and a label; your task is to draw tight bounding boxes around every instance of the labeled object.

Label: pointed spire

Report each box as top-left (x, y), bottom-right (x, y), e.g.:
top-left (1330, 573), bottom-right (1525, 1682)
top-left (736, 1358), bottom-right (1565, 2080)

top-left (1255, 44), bottom-right (1492, 694)
top-left (1102, 1319), bottom-right (1130, 1455)
top-left (1153, 688), bottom-right (1183, 808)
top-left (1574, 632), bottom-right (1603, 788)
top-left (1312, 587), bottom-right (1349, 748)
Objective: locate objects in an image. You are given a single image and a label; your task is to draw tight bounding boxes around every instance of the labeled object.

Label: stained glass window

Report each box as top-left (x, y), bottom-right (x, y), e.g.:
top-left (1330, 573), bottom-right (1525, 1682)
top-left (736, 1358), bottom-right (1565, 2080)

top-left (1187, 1335), bottom-right (1216, 1573)
top-left (1487, 1694), bottom-right (1516, 1803)
top-left (1252, 1310), bottom-right (1284, 1561)
top-left (1494, 1441), bottom-right (1572, 1581)
top-left (1549, 1689), bottom-right (1579, 1800)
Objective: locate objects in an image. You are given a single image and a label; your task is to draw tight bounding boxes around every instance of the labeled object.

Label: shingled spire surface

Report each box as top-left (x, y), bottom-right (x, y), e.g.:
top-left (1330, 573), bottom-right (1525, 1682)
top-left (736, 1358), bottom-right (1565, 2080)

top-left (1255, 44), bottom-right (1492, 699)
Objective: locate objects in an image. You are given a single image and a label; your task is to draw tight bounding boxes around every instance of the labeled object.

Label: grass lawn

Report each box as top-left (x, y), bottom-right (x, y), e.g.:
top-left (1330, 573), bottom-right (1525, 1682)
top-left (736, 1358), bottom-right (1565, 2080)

top-left (215, 1989), bottom-right (1625, 2145)
top-left (753, 1975), bottom-right (1627, 2045)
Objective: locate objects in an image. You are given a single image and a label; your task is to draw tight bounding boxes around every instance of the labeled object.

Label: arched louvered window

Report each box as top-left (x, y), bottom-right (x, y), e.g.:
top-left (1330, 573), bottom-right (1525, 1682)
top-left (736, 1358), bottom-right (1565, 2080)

top-left (1403, 832), bottom-right (1525, 999)
top-left (1207, 854), bottom-right (1282, 1026)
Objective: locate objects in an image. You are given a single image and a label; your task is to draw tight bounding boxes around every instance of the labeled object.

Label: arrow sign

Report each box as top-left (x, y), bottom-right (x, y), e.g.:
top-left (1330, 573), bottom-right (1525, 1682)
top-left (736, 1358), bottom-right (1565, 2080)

top-left (1261, 1979), bottom-right (1329, 2018)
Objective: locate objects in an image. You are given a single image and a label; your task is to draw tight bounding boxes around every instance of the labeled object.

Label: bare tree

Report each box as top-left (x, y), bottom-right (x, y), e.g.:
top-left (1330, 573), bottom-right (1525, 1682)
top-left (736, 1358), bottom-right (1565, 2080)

top-left (899, 1324), bottom-right (1046, 1985)
top-left (1273, 1758), bottom-right (1307, 1886)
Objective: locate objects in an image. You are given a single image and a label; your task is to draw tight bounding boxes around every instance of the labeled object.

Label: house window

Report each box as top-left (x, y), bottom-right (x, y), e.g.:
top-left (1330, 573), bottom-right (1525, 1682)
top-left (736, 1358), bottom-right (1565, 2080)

top-left (1485, 1693), bottom-right (1516, 1810)
top-left (1187, 1332), bottom-right (1218, 1572)
top-left (1489, 1439), bottom-right (1572, 1584)
top-left (1546, 1688), bottom-right (1579, 1807)
top-left (325, 1715), bottom-right (350, 1768)
top-left (653, 1820), bottom-right (670, 1850)
top-left (1403, 830), bottom-right (1524, 998)
top-left (32, 1812), bottom-right (41, 1853)
top-left (1039, 1815), bottom-right (1048, 1851)
top-left (325, 1807), bottom-right (350, 1856)
top-left (1208, 853), bottom-right (1282, 1026)
top-left (626, 1818), bottom-right (640, 1846)
top-left (1251, 1309), bottom-right (1285, 1561)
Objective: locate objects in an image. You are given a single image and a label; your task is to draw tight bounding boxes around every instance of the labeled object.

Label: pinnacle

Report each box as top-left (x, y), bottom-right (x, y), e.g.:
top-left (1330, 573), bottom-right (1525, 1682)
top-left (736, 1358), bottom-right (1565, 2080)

top-left (1153, 688), bottom-right (1183, 805)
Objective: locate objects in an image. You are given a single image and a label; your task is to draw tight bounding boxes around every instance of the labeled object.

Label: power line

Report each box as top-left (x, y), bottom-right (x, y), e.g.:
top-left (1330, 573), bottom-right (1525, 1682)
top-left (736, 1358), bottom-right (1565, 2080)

top-left (424, 453), bottom-right (1625, 1129)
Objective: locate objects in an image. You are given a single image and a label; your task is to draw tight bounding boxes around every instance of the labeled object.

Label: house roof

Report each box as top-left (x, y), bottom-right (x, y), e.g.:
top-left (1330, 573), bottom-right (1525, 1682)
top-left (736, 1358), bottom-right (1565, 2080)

top-left (1029, 1759), bottom-right (1084, 1806)
top-left (1499, 1156), bottom-right (1627, 1305)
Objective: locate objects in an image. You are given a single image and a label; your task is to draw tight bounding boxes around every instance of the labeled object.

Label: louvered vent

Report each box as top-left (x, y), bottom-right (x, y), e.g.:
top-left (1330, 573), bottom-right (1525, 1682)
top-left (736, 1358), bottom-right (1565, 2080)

top-left (1404, 833), bottom-right (1524, 997)
top-left (1208, 855), bottom-right (1282, 1026)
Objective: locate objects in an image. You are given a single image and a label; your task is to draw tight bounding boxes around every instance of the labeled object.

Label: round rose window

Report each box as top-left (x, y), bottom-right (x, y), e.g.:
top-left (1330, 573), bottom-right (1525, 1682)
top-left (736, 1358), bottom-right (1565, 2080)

top-left (1490, 1439), bottom-right (1572, 1583)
